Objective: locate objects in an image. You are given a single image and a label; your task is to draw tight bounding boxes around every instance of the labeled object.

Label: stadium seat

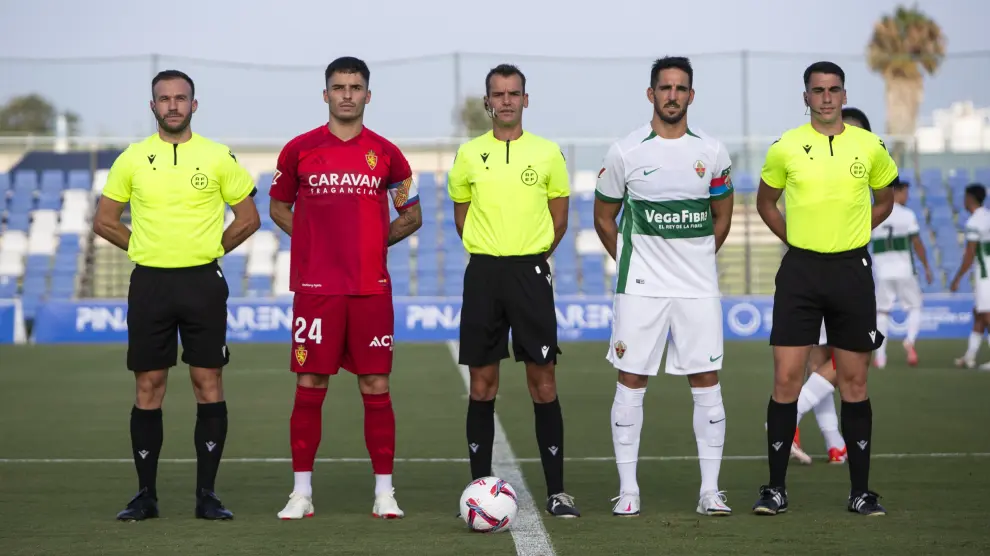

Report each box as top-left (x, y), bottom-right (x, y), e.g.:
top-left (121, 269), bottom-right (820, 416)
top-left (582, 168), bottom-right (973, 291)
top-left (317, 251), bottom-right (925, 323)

top-left (20, 293), bottom-right (42, 320)
top-left (442, 271), bottom-right (463, 296)
top-left (246, 275), bottom-right (272, 297)
top-left (0, 276), bottom-right (17, 298)
top-left (50, 281), bottom-right (75, 299)
top-left (0, 230), bottom-right (28, 255)
top-left (13, 170), bottom-right (38, 191)
top-left (5, 214), bottom-right (29, 232)
top-left (572, 170), bottom-right (597, 193)
top-left (272, 251), bottom-right (291, 296)
top-left (66, 169), bottom-right (92, 190)
top-left (8, 191), bottom-right (33, 214)
top-left (36, 192), bottom-right (62, 211)
top-left (91, 169), bottom-right (109, 194)
top-left (0, 251), bottom-right (24, 279)
top-left (554, 271), bottom-right (579, 295)
top-left (580, 256), bottom-right (606, 295)
top-left (575, 193), bottom-right (595, 231)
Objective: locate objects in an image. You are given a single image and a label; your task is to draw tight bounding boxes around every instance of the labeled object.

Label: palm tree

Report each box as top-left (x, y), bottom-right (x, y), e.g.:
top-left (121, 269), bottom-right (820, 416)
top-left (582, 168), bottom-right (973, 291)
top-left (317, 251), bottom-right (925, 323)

top-left (866, 5), bottom-right (946, 165)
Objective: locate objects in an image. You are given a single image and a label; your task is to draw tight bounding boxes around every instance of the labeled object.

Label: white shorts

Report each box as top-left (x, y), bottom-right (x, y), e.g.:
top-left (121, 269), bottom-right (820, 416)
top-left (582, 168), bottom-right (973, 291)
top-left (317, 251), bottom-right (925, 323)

top-left (976, 278), bottom-right (990, 313)
top-left (875, 276), bottom-right (923, 312)
top-left (606, 294), bottom-right (723, 376)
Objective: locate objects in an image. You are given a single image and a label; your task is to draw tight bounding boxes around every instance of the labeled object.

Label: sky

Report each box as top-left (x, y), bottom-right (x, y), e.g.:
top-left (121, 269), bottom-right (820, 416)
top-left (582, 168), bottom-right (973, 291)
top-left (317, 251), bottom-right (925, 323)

top-left (0, 0), bottom-right (988, 166)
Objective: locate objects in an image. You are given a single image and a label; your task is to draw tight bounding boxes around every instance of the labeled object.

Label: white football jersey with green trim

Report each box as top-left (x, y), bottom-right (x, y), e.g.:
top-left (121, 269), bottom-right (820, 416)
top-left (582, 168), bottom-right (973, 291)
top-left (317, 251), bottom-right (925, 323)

top-left (595, 123), bottom-right (733, 298)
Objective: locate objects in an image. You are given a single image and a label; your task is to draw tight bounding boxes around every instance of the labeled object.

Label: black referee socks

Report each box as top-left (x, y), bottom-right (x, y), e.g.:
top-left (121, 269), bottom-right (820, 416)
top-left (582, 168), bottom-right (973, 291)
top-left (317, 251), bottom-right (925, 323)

top-left (466, 398), bottom-right (495, 480)
top-left (130, 406), bottom-right (163, 499)
top-left (534, 397), bottom-right (565, 497)
top-left (194, 401), bottom-right (228, 494)
top-left (841, 399), bottom-right (873, 494)
top-left (766, 397), bottom-right (798, 489)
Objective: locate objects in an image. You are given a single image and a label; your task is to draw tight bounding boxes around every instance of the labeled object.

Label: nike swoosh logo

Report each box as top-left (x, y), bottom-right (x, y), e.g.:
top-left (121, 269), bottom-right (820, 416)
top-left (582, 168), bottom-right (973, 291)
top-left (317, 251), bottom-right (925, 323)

top-left (614, 422), bottom-right (633, 427)
top-left (709, 418), bottom-right (726, 424)
top-left (644, 168), bottom-right (658, 175)
top-left (710, 355), bottom-right (723, 362)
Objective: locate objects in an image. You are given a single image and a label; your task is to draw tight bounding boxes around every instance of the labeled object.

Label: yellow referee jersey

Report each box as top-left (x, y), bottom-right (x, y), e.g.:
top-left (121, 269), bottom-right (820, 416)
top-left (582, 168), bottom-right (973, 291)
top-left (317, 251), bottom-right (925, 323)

top-left (102, 133), bottom-right (257, 268)
top-left (761, 123), bottom-right (898, 253)
top-left (447, 131), bottom-right (570, 257)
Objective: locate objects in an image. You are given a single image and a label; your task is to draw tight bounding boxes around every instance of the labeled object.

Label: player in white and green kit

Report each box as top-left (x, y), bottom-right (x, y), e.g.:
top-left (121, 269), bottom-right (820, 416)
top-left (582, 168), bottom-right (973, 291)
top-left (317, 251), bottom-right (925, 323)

top-left (593, 57), bottom-right (734, 517)
top-left (871, 180), bottom-right (933, 368)
top-left (950, 183), bottom-right (990, 369)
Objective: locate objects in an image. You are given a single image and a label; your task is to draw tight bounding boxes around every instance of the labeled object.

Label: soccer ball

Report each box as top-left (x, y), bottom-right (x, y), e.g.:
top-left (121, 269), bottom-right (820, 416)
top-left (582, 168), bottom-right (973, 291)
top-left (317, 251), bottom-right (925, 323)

top-left (458, 476), bottom-right (518, 533)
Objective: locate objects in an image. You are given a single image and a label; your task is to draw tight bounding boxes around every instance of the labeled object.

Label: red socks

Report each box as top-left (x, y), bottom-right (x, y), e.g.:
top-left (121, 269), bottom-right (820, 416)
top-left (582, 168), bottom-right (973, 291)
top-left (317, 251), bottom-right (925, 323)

top-left (290, 387), bottom-right (394, 475)
top-left (290, 386), bottom-right (327, 472)
top-left (362, 392), bottom-right (396, 475)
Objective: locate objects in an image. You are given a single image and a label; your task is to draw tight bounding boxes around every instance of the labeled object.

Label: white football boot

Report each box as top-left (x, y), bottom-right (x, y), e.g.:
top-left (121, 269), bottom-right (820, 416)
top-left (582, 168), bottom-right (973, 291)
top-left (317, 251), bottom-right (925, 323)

top-left (372, 488), bottom-right (405, 519)
top-left (611, 492), bottom-right (640, 517)
top-left (277, 491), bottom-right (315, 520)
top-left (697, 490), bottom-right (732, 516)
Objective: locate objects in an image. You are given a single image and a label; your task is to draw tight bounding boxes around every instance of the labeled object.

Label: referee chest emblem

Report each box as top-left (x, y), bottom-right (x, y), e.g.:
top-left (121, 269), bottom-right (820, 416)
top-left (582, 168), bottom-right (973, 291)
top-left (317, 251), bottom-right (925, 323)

top-left (294, 344), bottom-right (308, 366)
top-left (521, 167), bottom-right (539, 186)
top-left (365, 150), bottom-right (378, 170)
top-left (190, 173), bottom-right (209, 190)
top-left (693, 160), bottom-right (706, 178)
top-left (614, 341), bottom-right (627, 359)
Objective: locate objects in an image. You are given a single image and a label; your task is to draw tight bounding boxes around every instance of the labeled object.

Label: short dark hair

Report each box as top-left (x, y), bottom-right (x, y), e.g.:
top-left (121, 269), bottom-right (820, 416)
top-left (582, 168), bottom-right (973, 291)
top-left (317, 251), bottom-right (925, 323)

top-left (892, 179), bottom-right (909, 190)
top-left (651, 56), bottom-right (693, 89)
top-left (966, 183), bottom-right (987, 205)
top-left (842, 107), bottom-right (872, 132)
top-left (152, 70), bottom-right (195, 99)
top-left (485, 64), bottom-right (526, 96)
top-left (325, 56), bottom-right (370, 85)
top-left (804, 61), bottom-right (845, 88)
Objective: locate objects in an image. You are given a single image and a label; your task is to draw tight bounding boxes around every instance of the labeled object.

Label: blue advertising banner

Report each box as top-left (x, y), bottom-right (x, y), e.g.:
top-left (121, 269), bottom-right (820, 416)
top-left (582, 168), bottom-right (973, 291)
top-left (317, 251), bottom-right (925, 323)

top-left (27, 294), bottom-right (977, 345)
top-left (0, 299), bottom-right (27, 344)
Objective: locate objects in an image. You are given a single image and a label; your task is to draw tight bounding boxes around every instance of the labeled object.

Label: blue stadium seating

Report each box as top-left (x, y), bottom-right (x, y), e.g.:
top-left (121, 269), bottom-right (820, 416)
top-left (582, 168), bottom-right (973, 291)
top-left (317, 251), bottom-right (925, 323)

top-left (3, 154), bottom-right (989, 320)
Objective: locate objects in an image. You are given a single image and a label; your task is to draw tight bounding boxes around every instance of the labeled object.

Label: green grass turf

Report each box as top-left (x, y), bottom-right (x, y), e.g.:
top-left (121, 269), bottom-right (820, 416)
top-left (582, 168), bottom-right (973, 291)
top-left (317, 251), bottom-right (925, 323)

top-left (0, 340), bottom-right (988, 555)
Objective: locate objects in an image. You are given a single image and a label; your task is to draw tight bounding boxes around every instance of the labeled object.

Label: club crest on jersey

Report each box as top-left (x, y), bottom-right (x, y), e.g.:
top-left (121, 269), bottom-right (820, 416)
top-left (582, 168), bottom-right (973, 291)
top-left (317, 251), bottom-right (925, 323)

top-left (294, 344), bottom-right (308, 366)
top-left (365, 150), bottom-right (378, 170)
top-left (614, 340), bottom-right (627, 359)
top-left (694, 160), bottom-right (706, 178)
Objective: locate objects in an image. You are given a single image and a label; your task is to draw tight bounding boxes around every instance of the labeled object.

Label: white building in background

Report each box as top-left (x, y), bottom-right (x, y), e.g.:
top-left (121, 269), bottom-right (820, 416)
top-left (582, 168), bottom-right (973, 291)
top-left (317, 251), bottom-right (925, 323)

top-left (915, 101), bottom-right (990, 153)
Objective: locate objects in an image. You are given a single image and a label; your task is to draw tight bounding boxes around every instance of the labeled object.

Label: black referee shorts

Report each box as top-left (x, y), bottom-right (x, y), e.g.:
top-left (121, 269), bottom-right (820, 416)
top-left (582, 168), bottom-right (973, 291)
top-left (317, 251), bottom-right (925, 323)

top-left (458, 254), bottom-right (561, 367)
top-left (770, 245), bottom-right (883, 353)
top-left (126, 260), bottom-right (230, 372)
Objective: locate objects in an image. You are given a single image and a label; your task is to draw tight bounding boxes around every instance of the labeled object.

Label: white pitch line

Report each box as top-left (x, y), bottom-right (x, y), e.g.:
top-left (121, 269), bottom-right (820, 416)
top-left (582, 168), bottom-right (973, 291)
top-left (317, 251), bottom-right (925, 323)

top-left (446, 340), bottom-right (555, 556)
top-left (2, 452), bottom-right (988, 464)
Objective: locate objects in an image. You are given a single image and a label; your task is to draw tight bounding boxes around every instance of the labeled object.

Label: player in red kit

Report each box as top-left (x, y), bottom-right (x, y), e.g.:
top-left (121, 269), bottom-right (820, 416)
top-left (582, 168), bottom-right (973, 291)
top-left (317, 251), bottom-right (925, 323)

top-left (268, 56), bottom-right (422, 520)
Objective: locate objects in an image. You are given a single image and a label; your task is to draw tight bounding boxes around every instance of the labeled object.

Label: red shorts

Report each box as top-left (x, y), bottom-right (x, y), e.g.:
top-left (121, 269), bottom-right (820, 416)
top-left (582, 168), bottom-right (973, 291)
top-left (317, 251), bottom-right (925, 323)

top-left (290, 293), bottom-right (394, 376)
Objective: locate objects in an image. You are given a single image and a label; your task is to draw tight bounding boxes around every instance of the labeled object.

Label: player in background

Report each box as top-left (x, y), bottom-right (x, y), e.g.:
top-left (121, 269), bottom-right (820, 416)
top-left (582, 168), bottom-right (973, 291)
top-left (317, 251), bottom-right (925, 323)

top-left (594, 56), bottom-right (734, 517)
top-left (269, 56), bottom-right (422, 520)
top-left (950, 183), bottom-right (990, 369)
top-left (786, 106), bottom-right (876, 466)
top-left (871, 180), bottom-right (932, 368)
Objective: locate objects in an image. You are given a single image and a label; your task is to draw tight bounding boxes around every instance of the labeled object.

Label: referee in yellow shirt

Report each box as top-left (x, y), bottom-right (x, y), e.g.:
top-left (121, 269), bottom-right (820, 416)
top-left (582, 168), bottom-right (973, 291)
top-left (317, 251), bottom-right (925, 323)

top-left (753, 62), bottom-right (898, 517)
top-left (447, 63), bottom-right (579, 518)
top-left (93, 70), bottom-right (261, 522)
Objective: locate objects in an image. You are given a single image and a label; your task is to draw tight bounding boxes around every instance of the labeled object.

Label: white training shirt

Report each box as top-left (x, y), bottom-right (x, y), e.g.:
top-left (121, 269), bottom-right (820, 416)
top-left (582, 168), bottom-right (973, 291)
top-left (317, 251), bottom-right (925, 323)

top-left (870, 203), bottom-right (920, 280)
top-left (595, 123), bottom-right (733, 298)
top-left (964, 206), bottom-right (990, 280)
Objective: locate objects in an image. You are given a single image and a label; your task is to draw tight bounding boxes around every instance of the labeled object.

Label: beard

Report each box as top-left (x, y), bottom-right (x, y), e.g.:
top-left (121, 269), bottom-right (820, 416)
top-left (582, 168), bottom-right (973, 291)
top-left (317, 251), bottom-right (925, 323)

top-left (655, 102), bottom-right (687, 124)
top-left (155, 111), bottom-right (191, 134)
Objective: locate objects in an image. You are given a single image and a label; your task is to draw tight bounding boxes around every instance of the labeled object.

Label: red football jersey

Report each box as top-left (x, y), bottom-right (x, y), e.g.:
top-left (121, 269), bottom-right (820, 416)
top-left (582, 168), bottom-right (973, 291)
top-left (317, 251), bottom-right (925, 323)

top-left (269, 125), bottom-right (419, 296)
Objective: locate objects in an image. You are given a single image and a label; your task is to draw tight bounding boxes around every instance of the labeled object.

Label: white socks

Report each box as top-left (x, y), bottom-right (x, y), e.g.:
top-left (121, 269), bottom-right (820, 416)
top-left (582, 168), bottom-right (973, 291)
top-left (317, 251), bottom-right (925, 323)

top-left (906, 308), bottom-right (921, 345)
top-left (294, 472), bottom-right (392, 497)
top-left (611, 383), bottom-right (645, 496)
top-left (796, 373), bottom-right (845, 451)
top-left (375, 474), bottom-right (393, 496)
top-left (692, 384), bottom-right (725, 496)
top-left (294, 471), bottom-right (313, 497)
top-left (966, 331), bottom-right (983, 360)
top-left (876, 312), bottom-right (890, 358)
